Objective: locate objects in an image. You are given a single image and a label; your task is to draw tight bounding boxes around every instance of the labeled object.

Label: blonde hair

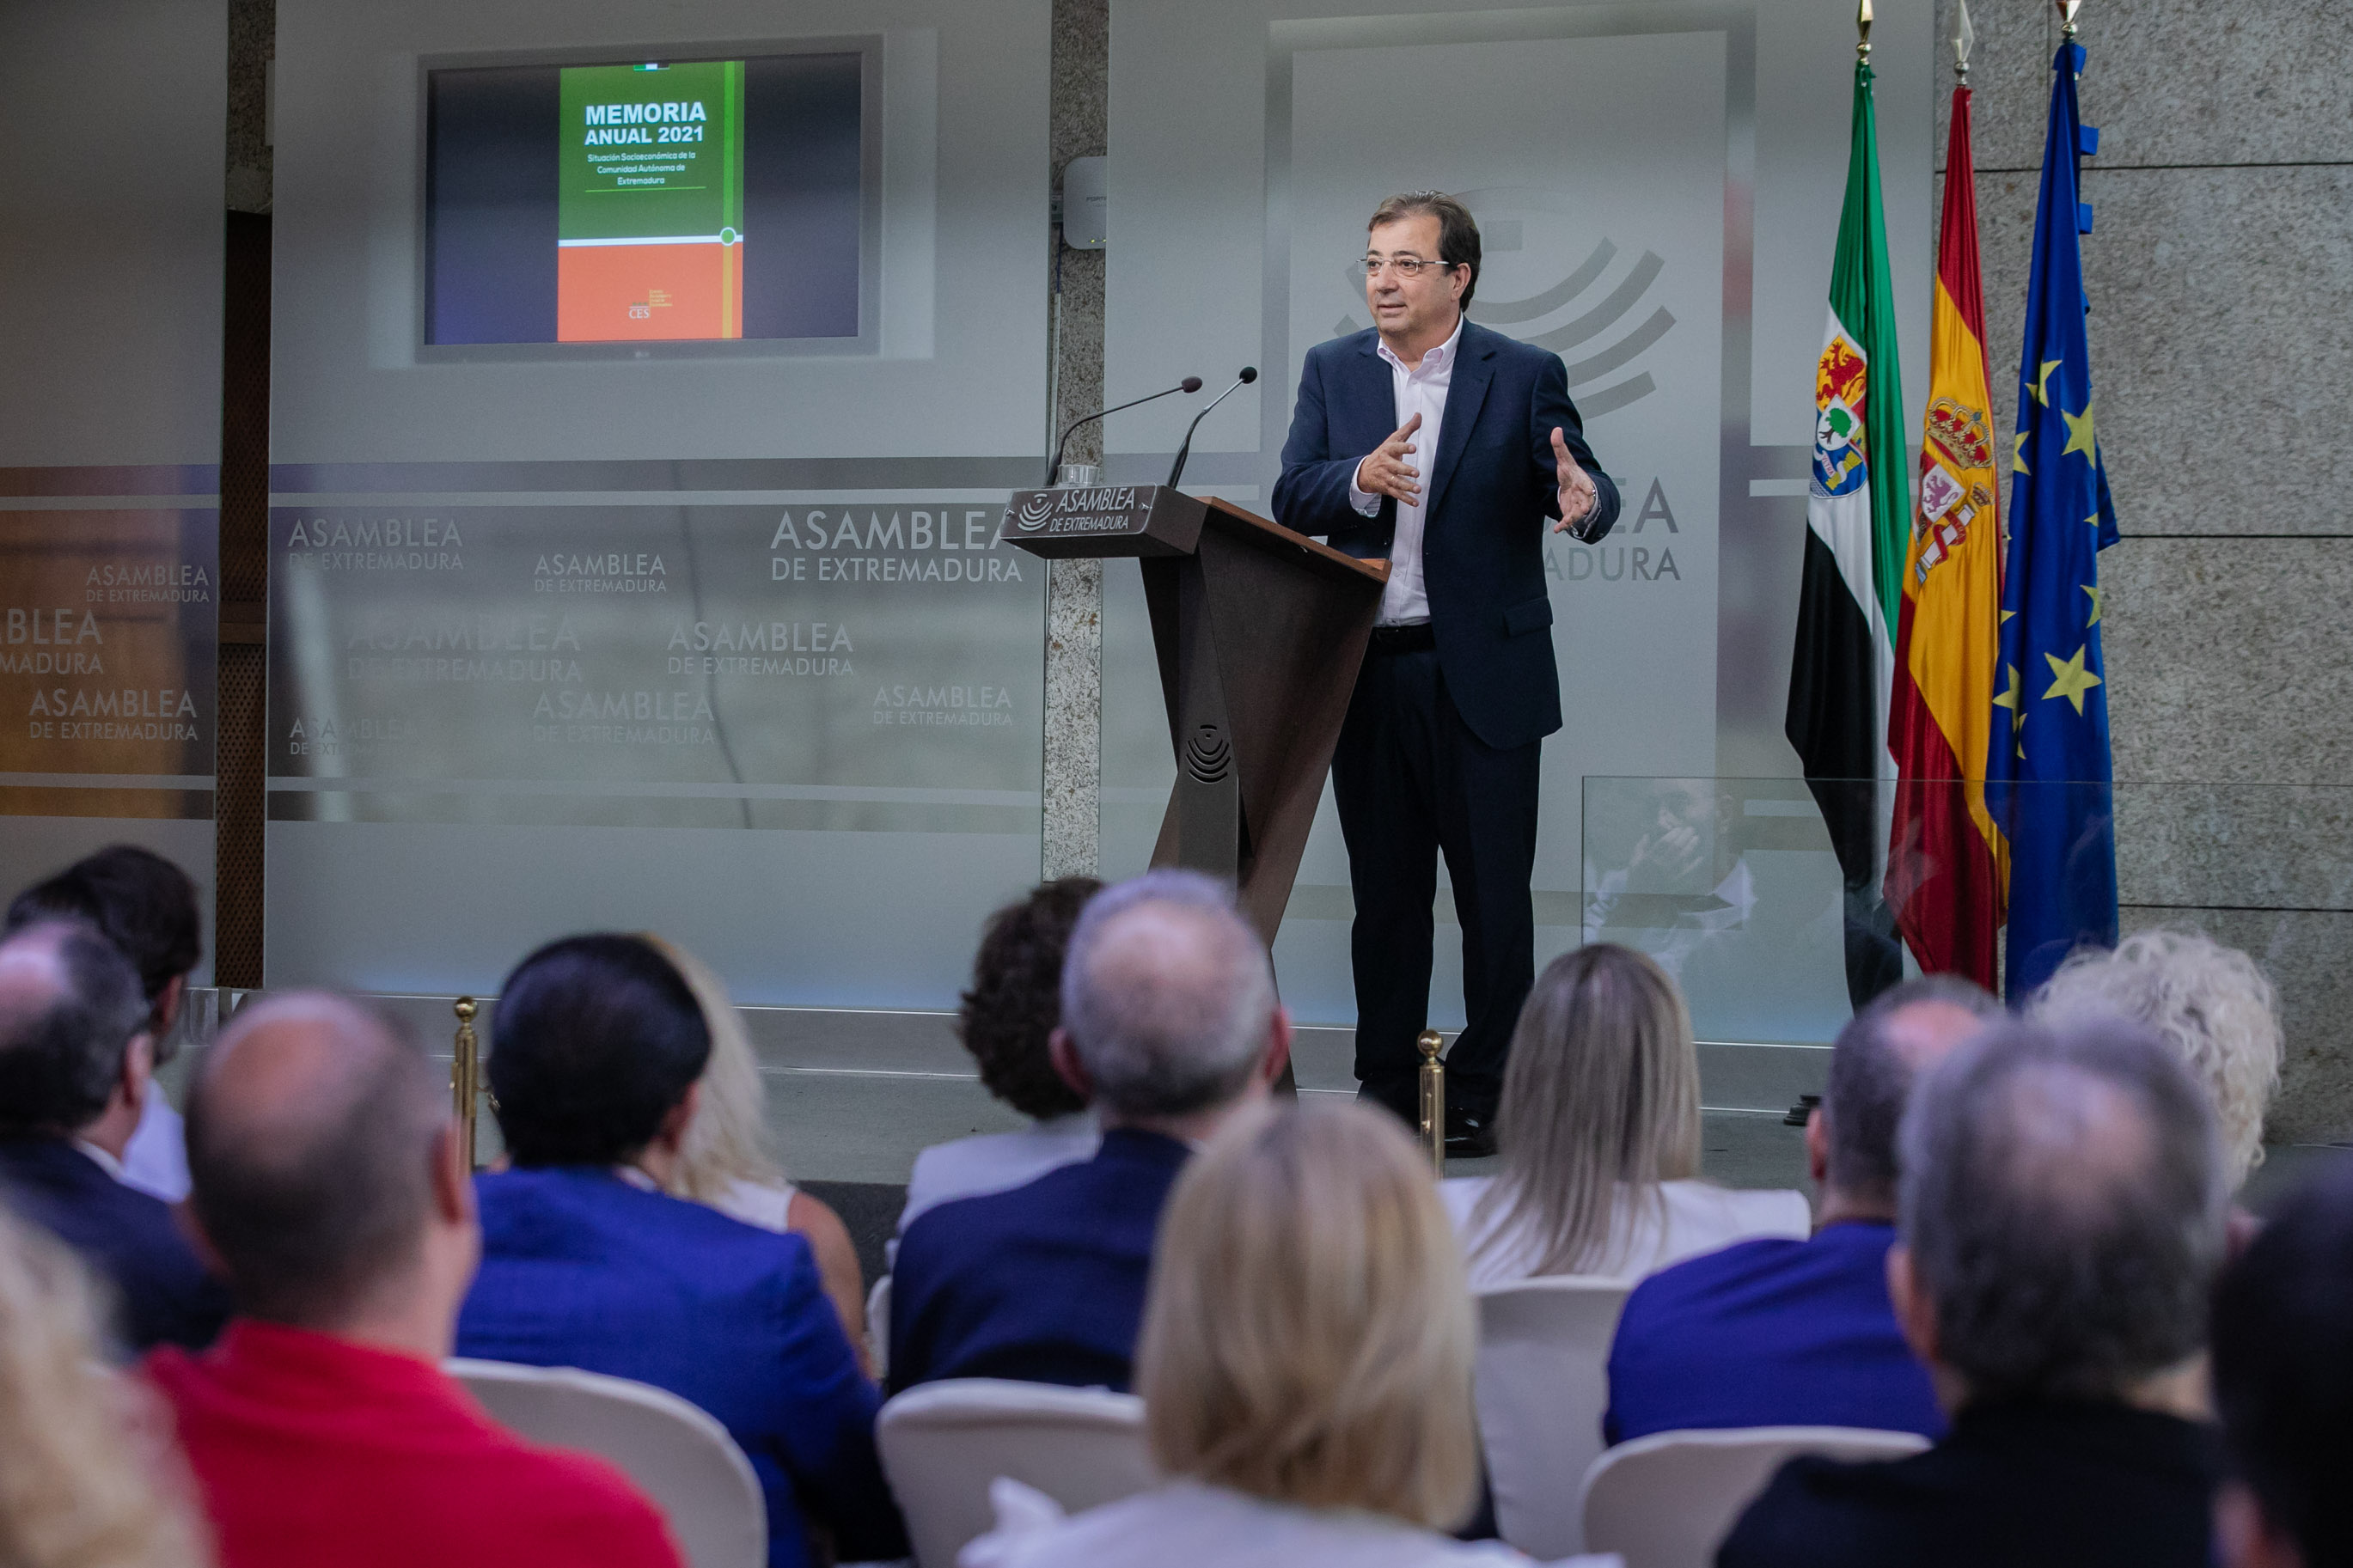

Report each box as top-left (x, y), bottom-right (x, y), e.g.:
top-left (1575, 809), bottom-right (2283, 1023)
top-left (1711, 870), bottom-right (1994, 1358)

top-left (1137, 1101), bottom-right (1478, 1530)
top-left (0, 1209), bottom-right (211, 1568)
top-left (2030, 927), bottom-right (2283, 1190)
top-left (1473, 943), bottom-right (1702, 1275)
top-left (639, 935), bottom-right (787, 1201)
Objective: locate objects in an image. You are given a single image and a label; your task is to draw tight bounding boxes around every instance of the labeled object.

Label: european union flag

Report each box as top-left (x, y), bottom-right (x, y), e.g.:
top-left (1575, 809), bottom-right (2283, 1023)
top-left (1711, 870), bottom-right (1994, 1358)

top-left (1984, 40), bottom-right (2118, 1002)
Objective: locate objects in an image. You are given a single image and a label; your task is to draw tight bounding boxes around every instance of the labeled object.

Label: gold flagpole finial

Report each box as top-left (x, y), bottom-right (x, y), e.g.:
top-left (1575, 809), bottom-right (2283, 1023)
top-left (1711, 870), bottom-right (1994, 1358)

top-left (1953, 0), bottom-right (1975, 80)
top-left (2056, 0), bottom-right (2081, 38)
top-left (1857, 0), bottom-right (1874, 61)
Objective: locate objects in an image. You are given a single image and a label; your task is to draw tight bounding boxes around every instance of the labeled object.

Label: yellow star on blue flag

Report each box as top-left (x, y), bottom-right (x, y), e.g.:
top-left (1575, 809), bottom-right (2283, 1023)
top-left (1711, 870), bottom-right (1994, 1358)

top-left (1983, 35), bottom-right (2119, 1002)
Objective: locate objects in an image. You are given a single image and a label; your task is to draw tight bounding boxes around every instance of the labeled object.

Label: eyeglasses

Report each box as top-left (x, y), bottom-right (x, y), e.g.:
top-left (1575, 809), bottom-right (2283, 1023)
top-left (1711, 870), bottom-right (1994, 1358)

top-left (1356, 255), bottom-right (1460, 279)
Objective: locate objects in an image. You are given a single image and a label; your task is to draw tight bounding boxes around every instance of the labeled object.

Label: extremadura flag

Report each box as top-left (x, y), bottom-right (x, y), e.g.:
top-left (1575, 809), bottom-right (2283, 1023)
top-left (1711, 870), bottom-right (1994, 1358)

top-left (1786, 54), bottom-right (1909, 1010)
top-left (1984, 39), bottom-right (2119, 1000)
top-left (1885, 79), bottom-right (2007, 988)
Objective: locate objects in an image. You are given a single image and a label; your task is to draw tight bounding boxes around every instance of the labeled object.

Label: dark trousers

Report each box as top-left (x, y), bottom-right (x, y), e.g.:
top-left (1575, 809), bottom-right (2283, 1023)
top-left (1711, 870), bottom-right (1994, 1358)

top-left (1330, 641), bottom-right (1542, 1121)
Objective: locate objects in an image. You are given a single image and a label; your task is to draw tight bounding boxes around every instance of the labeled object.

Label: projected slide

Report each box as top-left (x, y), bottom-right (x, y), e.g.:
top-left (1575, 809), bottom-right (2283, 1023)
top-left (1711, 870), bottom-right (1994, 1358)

top-left (558, 62), bottom-right (745, 341)
top-left (426, 52), bottom-right (862, 346)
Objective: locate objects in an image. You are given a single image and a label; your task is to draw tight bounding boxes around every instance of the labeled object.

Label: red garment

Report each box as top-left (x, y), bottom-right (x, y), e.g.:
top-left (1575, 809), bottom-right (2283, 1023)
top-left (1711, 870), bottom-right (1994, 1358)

top-left (145, 1319), bottom-right (683, 1568)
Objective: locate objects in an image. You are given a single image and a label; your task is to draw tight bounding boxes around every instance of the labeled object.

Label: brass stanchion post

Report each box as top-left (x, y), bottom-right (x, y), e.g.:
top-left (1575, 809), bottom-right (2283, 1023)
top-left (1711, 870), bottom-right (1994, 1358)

top-left (1416, 1029), bottom-right (1445, 1174)
top-left (452, 997), bottom-right (480, 1174)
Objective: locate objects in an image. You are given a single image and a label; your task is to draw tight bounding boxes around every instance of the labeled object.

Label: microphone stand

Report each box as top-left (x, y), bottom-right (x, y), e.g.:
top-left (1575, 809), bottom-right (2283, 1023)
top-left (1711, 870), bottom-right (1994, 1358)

top-left (1045, 377), bottom-right (1201, 487)
top-left (1164, 368), bottom-right (1258, 490)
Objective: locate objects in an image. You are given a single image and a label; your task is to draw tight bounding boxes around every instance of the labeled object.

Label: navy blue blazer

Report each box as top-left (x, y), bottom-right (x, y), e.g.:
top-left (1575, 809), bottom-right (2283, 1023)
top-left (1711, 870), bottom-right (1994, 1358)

top-left (0, 1135), bottom-right (227, 1353)
top-left (1273, 319), bottom-right (1620, 752)
top-left (887, 1127), bottom-right (1190, 1396)
top-left (456, 1167), bottom-right (905, 1568)
top-left (1605, 1220), bottom-right (1945, 1445)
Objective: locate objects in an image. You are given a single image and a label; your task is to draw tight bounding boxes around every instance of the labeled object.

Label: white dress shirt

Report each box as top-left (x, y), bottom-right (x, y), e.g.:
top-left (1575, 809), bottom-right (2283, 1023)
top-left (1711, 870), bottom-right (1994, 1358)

top-left (1348, 314), bottom-right (1465, 625)
top-left (1440, 1175), bottom-right (1812, 1290)
top-left (120, 1089), bottom-right (191, 1201)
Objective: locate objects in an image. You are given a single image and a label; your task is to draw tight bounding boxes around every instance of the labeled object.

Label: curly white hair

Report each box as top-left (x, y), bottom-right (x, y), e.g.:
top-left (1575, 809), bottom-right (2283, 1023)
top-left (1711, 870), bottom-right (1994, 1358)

top-left (2029, 927), bottom-right (2283, 1190)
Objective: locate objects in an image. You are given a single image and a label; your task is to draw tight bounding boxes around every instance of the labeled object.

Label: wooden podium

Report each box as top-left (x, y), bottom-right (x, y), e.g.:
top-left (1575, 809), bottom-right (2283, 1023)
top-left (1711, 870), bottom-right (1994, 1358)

top-left (999, 485), bottom-right (1389, 943)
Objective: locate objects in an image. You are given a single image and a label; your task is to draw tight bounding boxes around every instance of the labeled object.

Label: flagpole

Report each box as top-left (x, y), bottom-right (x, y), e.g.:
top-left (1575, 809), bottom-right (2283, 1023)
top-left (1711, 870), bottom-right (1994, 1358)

top-left (1856, 0), bottom-right (1873, 61)
top-left (1954, 0), bottom-right (1973, 82)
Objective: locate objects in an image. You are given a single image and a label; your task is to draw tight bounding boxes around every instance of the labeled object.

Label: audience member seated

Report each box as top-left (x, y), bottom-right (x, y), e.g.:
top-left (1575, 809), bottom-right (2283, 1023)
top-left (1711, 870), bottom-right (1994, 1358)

top-left (897, 876), bottom-right (1103, 1242)
top-left (455, 934), bottom-right (904, 1568)
top-left (647, 934), bottom-right (866, 1358)
top-left (147, 991), bottom-right (682, 1568)
top-left (1721, 1017), bottom-right (2228, 1568)
top-left (0, 919), bottom-right (227, 1351)
top-left (2032, 927), bottom-right (2282, 1191)
top-left (889, 870), bottom-right (1289, 1395)
top-left (0, 1203), bottom-right (210, 1568)
top-left (1441, 943), bottom-right (1807, 1287)
top-left (1605, 976), bottom-right (1999, 1443)
top-left (9, 845), bottom-right (205, 1201)
top-left (966, 1100), bottom-right (1606, 1567)
top-left (2210, 1162), bottom-right (2353, 1568)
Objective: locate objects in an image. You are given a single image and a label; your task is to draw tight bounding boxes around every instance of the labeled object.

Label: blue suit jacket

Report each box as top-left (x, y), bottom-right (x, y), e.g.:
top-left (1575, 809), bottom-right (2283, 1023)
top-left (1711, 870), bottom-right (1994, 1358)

top-left (887, 1128), bottom-right (1190, 1396)
top-left (1604, 1220), bottom-right (1946, 1444)
top-left (456, 1167), bottom-right (905, 1568)
top-left (1273, 319), bottom-right (1620, 751)
top-left (0, 1135), bottom-right (227, 1352)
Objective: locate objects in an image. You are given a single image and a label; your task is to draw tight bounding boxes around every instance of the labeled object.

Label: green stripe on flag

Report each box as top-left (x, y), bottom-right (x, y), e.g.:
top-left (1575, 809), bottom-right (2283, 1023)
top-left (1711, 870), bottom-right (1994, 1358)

top-left (1830, 59), bottom-right (1911, 636)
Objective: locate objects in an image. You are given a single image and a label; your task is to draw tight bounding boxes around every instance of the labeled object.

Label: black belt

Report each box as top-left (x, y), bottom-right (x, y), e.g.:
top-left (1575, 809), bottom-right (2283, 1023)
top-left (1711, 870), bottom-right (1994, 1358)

top-left (1368, 620), bottom-right (1435, 654)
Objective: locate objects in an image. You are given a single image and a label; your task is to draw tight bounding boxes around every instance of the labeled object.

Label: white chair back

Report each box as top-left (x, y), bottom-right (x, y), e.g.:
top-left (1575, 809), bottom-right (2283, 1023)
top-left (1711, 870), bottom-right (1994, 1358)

top-left (867, 1273), bottom-right (891, 1380)
top-left (877, 1377), bottom-right (1154, 1568)
top-left (1581, 1425), bottom-right (1930, 1568)
top-left (1470, 1275), bottom-right (1633, 1559)
top-left (448, 1358), bottom-right (765, 1568)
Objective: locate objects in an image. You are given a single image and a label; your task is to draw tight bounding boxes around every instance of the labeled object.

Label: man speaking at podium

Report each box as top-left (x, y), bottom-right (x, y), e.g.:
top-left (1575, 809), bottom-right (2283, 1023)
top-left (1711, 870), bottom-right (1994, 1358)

top-left (1274, 191), bottom-right (1618, 1156)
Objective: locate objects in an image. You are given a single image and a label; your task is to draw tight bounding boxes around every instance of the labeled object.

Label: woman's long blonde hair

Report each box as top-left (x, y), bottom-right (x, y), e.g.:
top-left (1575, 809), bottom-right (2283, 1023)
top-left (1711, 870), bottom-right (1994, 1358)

top-left (1471, 943), bottom-right (1702, 1275)
top-left (1138, 1101), bottom-right (1480, 1530)
top-left (639, 935), bottom-right (787, 1201)
top-left (0, 1209), bottom-right (211, 1568)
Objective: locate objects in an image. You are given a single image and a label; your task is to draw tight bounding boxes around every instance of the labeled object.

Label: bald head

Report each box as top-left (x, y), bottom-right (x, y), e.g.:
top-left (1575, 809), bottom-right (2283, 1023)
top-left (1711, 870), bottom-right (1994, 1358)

top-left (0, 918), bottom-right (148, 1137)
top-left (187, 993), bottom-right (449, 1326)
top-left (1059, 871), bottom-right (1275, 1119)
top-left (1898, 1016), bottom-right (2227, 1402)
top-left (1823, 975), bottom-right (2002, 1211)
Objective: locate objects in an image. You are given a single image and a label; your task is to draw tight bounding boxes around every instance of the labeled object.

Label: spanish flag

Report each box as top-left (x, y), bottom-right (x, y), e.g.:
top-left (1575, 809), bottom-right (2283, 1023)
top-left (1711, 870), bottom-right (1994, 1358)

top-left (1885, 82), bottom-right (2006, 986)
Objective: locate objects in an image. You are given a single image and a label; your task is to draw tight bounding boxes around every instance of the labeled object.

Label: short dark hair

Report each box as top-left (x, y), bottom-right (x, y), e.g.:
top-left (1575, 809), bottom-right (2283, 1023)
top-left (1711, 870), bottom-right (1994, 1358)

top-left (958, 877), bottom-right (1099, 1120)
top-left (488, 934), bottom-right (711, 1167)
top-left (7, 845), bottom-right (202, 1004)
top-left (1824, 975), bottom-right (2004, 1207)
top-left (0, 920), bottom-right (150, 1135)
top-left (1900, 1016), bottom-right (2227, 1402)
top-left (2214, 1162), bottom-right (2353, 1565)
top-left (185, 998), bottom-right (443, 1324)
top-left (1368, 191), bottom-right (1482, 308)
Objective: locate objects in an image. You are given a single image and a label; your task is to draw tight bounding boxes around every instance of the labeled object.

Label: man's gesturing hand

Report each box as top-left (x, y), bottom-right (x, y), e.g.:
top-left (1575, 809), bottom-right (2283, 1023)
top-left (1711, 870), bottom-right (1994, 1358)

top-left (1354, 412), bottom-right (1424, 504)
top-left (1551, 426), bottom-right (1599, 534)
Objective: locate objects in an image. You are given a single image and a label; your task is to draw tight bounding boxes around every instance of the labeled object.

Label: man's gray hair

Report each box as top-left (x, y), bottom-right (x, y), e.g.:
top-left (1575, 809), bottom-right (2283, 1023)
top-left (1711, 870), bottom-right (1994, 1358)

top-left (1899, 1016), bottom-right (2228, 1403)
top-left (2030, 927), bottom-right (2282, 1190)
top-left (1058, 869), bottom-right (1274, 1118)
top-left (0, 919), bottom-right (150, 1136)
top-left (1824, 975), bottom-right (2004, 1208)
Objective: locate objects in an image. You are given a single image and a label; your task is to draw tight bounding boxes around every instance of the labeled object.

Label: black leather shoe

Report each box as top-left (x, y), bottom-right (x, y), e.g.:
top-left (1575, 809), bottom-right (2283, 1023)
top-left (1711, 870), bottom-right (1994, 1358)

top-left (1444, 1107), bottom-right (1497, 1159)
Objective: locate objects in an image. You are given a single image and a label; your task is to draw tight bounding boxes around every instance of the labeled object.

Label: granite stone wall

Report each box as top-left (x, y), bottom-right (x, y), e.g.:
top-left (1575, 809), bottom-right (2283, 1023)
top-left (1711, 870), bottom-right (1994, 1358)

top-left (1042, 0), bottom-right (1109, 881)
top-left (1938, 0), bottom-right (2353, 1141)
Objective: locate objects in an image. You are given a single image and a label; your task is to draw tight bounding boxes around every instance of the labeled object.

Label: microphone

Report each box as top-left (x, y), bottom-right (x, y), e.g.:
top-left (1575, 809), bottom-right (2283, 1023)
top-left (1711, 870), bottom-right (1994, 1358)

top-left (1045, 377), bottom-right (1203, 487)
top-left (1165, 367), bottom-right (1258, 490)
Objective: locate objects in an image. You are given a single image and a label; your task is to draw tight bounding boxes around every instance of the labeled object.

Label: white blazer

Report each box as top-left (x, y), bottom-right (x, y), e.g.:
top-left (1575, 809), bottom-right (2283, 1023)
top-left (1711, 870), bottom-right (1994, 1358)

top-left (961, 1478), bottom-right (1610, 1568)
top-left (1441, 1175), bottom-right (1812, 1289)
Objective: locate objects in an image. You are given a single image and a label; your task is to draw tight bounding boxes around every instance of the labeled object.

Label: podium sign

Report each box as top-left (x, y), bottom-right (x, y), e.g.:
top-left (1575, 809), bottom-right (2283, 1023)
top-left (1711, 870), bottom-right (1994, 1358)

top-left (997, 485), bottom-right (1201, 557)
top-left (1001, 485), bottom-right (1384, 941)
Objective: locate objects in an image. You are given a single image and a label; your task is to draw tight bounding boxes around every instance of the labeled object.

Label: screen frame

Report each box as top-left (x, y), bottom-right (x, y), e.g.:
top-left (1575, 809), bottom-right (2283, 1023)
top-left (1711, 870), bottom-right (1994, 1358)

top-left (414, 34), bottom-right (885, 363)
